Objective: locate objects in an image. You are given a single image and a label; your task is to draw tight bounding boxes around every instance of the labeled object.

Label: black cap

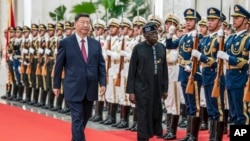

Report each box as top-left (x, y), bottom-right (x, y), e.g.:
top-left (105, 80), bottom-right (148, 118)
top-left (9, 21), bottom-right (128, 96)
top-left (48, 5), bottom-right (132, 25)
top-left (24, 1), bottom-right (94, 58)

top-left (142, 22), bottom-right (157, 33)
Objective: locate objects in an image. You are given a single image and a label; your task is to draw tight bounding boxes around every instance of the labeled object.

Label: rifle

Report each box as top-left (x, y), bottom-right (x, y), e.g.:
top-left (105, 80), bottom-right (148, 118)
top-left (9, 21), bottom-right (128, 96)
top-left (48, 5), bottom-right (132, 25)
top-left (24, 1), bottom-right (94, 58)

top-left (115, 36), bottom-right (125, 86)
top-left (19, 41), bottom-right (27, 74)
top-left (41, 40), bottom-right (49, 76)
top-left (211, 33), bottom-right (224, 97)
top-left (185, 32), bottom-right (198, 94)
top-left (35, 37), bottom-right (43, 75)
top-left (211, 0), bottom-right (224, 98)
top-left (106, 36), bottom-right (111, 84)
top-left (26, 38), bottom-right (35, 75)
top-left (243, 64), bottom-right (250, 102)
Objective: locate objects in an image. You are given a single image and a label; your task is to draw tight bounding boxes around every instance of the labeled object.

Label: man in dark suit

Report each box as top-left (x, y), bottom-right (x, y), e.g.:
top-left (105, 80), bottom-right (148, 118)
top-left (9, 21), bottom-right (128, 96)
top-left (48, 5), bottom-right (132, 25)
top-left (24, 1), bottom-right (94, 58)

top-left (53, 13), bottom-right (106, 141)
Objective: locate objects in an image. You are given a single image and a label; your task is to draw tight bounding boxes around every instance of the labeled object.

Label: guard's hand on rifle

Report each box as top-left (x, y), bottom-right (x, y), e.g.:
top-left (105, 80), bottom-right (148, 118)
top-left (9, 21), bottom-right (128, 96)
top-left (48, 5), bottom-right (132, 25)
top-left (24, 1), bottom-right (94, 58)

top-left (184, 65), bottom-right (191, 72)
top-left (106, 50), bottom-right (119, 59)
top-left (218, 29), bottom-right (224, 37)
top-left (129, 93), bottom-right (136, 104)
top-left (24, 61), bottom-right (29, 66)
top-left (162, 93), bottom-right (168, 100)
top-left (99, 86), bottom-right (106, 96)
top-left (38, 48), bottom-right (44, 54)
top-left (191, 49), bottom-right (202, 60)
top-left (217, 50), bottom-right (229, 61)
top-left (167, 25), bottom-right (176, 39)
top-left (192, 30), bottom-right (198, 38)
top-left (22, 48), bottom-right (29, 54)
top-left (45, 48), bottom-right (51, 55)
top-left (54, 49), bottom-right (58, 55)
top-left (53, 88), bottom-right (60, 97)
top-left (29, 48), bottom-right (35, 54)
top-left (120, 50), bottom-right (128, 57)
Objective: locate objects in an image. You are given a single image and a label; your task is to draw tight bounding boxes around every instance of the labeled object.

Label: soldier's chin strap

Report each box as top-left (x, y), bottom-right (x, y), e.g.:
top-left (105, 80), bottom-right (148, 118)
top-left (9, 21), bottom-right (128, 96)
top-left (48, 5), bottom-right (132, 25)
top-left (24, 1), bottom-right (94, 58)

top-left (236, 17), bottom-right (246, 31)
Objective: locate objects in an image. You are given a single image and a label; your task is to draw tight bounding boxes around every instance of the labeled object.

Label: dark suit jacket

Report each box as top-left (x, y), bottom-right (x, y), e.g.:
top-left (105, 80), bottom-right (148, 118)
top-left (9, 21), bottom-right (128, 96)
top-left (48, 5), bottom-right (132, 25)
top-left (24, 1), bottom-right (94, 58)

top-left (53, 34), bottom-right (106, 102)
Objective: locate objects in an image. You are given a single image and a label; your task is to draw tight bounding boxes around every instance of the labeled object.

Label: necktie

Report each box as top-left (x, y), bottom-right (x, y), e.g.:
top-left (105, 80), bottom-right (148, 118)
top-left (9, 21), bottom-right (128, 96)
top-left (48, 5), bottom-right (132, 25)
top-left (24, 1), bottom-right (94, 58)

top-left (81, 39), bottom-right (88, 63)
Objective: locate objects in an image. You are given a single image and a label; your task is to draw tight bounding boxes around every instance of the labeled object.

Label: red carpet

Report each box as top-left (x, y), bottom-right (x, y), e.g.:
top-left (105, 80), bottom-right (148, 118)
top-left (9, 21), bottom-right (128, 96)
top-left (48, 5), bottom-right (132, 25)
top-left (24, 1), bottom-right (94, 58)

top-left (0, 103), bottom-right (229, 141)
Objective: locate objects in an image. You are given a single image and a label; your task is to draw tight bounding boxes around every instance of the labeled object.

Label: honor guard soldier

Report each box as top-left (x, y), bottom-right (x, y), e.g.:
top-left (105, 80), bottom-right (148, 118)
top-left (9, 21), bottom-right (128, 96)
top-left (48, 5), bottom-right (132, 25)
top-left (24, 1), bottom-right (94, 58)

top-left (50, 22), bottom-right (64, 112)
top-left (147, 14), bottom-right (164, 42)
top-left (132, 16), bottom-right (147, 43)
top-left (166, 8), bottom-right (203, 141)
top-left (89, 19), bottom-right (106, 122)
top-left (11, 26), bottom-right (23, 101)
top-left (191, 7), bottom-right (227, 140)
top-left (36, 24), bottom-right (48, 107)
top-left (101, 18), bottom-right (120, 125)
top-left (217, 4), bottom-right (250, 126)
top-left (124, 16), bottom-right (147, 132)
top-left (197, 17), bottom-right (209, 131)
top-left (42, 23), bottom-right (56, 110)
top-left (20, 26), bottom-right (32, 103)
top-left (112, 17), bottom-right (133, 129)
top-left (27, 23), bottom-right (40, 105)
top-left (162, 13), bottom-right (182, 140)
top-left (1, 29), bottom-right (13, 100)
top-left (58, 21), bottom-right (73, 114)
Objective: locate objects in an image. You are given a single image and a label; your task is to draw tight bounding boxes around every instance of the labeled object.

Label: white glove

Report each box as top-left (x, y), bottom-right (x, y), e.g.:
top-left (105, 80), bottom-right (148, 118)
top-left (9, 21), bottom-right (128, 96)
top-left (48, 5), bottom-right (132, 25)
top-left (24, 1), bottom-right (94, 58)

top-left (120, 50), bottom-right (128, 57)
top-left (22, 48), bottom-right (29, 54)
top-left (45, 48), bottom-right (51, 55)
top-left (54, 48), bottom-right (58, 55)
top-left (218, 29), bottom-right (224, 37)
top-left (38, 48), bottom-right (44, 54)
top-left (29, 48), bottom-right (35, 54)
top-left (9, 56), bottom-right (13, 61)
top-left (106, 35), bottom-right (111, 40)
top-left (184, 65), bottom-right (191, 72)
top-left (167, 33), bottom-right (173, 39)
top-left (19, 59), bottom-right (23, 63)
top-left (217, 50), bottom-right (229, 60)
top-left (169, 25), bottom-right (175, 35)
top-left (24, 61), bottom-right (29, 65)
top-left (191, 49), bottom-right (202, 59)
top-left (106, 50), bottom-right (119, 59)
top-left (192, 30), bottom-right (197, 37)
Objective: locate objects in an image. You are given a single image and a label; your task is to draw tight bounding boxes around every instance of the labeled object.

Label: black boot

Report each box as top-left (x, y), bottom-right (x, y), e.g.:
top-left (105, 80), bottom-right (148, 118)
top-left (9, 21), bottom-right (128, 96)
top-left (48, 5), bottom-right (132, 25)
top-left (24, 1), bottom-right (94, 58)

top-left (214, 121), bottom-right (224, 141)
top-left (58, 100), bottom-right (70, 114)
top-left (117, 106), bottom-right (130, 128)
top-left (111, 105), bottom-right (122, 127)
top-left (50, 94), bottom-right (64, 111)
top-left (209, 120), bottom-right (215, 141)
top-left (1, 83), bottom-right (12, 99)
top-left (9, 85), bottom-right (18, 100)
top-left (22, 87), bottom-right (32, 103)
top-left (103, 103), bottom-right (118, 125)
top-left (223, 109), bottom-right (229, 134)
top-left (29, 88), bottom-right (39, 105)
top-left (16, 86), bottom-right (24, 101)
top-left (187, 116), bottom-right (200, 141)
top-left (37, 90), bottom-right (47, 107)
top-left (92, 101), bottom-right (104, 122)
top-left (200, 107), bottom-right (208, 130)
top-left (161, 113), bottom-right (172, 138)
top-left (178, 115), bottom-right (191, 141)
top-left (126, 107), bottom-right (137, 131)
top-left (164, 115), bottom-right (179, 140)
top-left (44, 90), bottom-right (54, 109)
top-left (99, 102), bottom-right (111, 124)
top-left (179, 104), bottom-right (188, 128)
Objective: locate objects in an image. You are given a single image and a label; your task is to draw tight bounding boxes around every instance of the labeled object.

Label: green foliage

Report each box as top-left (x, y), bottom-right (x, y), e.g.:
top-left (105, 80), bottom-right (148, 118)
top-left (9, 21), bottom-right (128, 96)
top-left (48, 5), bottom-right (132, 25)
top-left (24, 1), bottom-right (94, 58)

top-left (49, 5), bottom-right (66, 22)
top-left (65, 0), bottom-right (149, 21)
top-left (70, 2), bottom-right (96, 15)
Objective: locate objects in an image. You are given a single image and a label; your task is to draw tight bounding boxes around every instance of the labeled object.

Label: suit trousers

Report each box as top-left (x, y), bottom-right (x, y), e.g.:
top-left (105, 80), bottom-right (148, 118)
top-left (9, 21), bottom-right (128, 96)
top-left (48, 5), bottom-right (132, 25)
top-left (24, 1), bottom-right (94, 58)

top-left (68, 98), bottom-right (94, 141)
